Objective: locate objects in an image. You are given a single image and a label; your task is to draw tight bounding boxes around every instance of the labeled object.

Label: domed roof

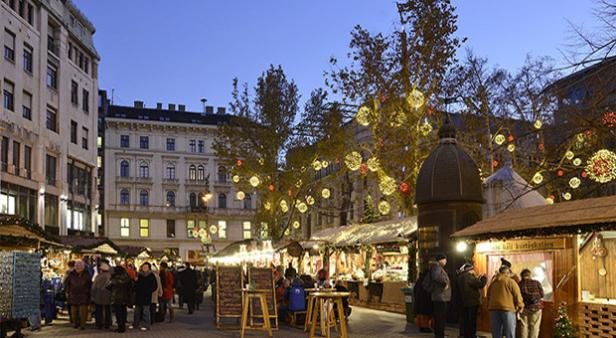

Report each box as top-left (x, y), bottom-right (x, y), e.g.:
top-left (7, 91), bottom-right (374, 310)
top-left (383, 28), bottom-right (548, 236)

top-left (416, 117), bottom-right (483, 205)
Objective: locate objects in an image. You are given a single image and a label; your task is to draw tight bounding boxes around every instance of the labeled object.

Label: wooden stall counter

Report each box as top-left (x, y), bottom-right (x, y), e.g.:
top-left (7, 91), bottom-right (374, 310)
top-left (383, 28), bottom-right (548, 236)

top-left (340, 280), bottom-right (405, 313)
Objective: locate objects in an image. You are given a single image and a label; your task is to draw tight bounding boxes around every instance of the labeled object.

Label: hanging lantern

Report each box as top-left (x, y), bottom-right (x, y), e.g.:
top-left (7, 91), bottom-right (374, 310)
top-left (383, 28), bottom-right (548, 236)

top-left (232, 175), bottom-right (241, 183)
top-left (507, 144), bottom-right (516, 152)
top-left (569, 177), bottom-right (581, 189)
top-left (292, 220), bottom-right (301, 229)
top-left (306, 195), bottom-right (315, 205)
top-left (406, 89), bottom-right (425, 109)
top-left (344, 152), bottom-right (362, 171)
top-left (532, 172), bottom-right (544, 185)
top-left (321, 188), bottom-right (331, 199)
top-left (249, 176), bottom-right (260, 187)
top-left (494, 134), bottom-right (506, 145)
top-left (236, 191), bottom-right (246, 200)
top-left (378, 200), bottom-right (391, 215)
top-left (355, 106), bottom-right (372, 126)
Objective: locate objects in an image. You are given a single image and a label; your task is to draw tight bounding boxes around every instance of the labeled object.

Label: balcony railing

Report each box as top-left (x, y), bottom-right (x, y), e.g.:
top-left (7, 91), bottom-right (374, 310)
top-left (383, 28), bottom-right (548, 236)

top-left (162, 178), bottom-right (180, 184)
top-left (135, 176), bottom-right (152, 183)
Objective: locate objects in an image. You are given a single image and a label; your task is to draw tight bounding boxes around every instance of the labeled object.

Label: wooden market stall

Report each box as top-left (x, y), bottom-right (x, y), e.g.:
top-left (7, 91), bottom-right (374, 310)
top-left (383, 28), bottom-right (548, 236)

top-left (452, 194), bottom-right (616, 338)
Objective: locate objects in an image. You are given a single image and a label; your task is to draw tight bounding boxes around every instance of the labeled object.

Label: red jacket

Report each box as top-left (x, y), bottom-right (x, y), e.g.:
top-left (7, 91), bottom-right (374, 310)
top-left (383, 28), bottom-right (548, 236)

top-left (160, 270), bottom-right (174, 300)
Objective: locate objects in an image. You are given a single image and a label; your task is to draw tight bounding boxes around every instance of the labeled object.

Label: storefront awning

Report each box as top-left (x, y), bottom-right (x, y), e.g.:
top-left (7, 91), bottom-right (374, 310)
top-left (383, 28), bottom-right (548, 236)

top-left (309, 216), bottom-right (417, 247)
top-left (452, 195), bottom-right (616, 241)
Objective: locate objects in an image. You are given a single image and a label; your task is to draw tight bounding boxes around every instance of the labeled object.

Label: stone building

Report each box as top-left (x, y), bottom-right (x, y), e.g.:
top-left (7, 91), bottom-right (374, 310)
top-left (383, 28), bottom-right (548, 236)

top-left (103, 101), bottom-right (256, 260)
top-left (1, 0), bottom-right (99, 235)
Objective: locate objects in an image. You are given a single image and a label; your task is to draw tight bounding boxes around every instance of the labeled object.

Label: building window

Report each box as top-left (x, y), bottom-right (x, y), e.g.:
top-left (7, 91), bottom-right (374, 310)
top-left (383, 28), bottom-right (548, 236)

top-left (218, 193), bottom-right (227, 209)
top-left (166, 191), bottom-right (175, 207)
top-left (97, 136), bottom-right (103, 148)
top-left (166, 219), bottom-right (175, 238)
top-left (45, 154), bottom-right (56, 186)
top-left (70, 121), bottom-right (78, 144)
top-left (243, 221), bottom-right (251, 239)
top-left (120, 189), bottom-right (129, 205)
top-left (44, 194), bottom-right (58, 227)
top-left (189, 193), bottom-right (197, 208)
top-left (120, 218), bottom-right (130, 237)
top-left (187, 219), bottom-right (195, 238)
top-left (26, 3), bottom-right (33, 25)
top-left (166, 138), bottom-right (175, 151)
top-left (139, 190), bottom-right (149, 206)
top-left (82, 89), bottom-right (89, 113)
top-left (197, 165), bottom-right (205, 181)
top-left (23, 44), bottom-right (33, 73)
top-left (166, 164), bottom-right (176, 179)
top-left (4, 29), bottom-right (15, 62)
top-left (139, 136), bottom-right (149, 149)
top-left (120, 160), bottom-right (129, 177)
top-left (3, 79), bottom-right (14, 111)
top-left (68, 42), bottom-right (73, 60)
top-left (198, 193), bottom-right (205, 208)
top-left (24, 145), bottom-right (31, 179)
top-left (46, 64), bottom-right (57, 89)
top-left (244, 194), bottom-right (252, 209)
top-left (198, 140), bottom-right (205, 153)
top-left (189, 140), bottom-right (196, 153)
top-left (188, 165), bottom-right (196, 180)
top-left (0, 191), bottom-right (15, 215)
top-left (218, 220), bottom-right (227, 239)
top-left (1, 137), bottom-right (8, 172)
top-left (139, 219), bottom-right (149, 237)
top-left (217, 166), bottom-right (227, 183)
top-left (22, 91), bottom-right (31, 120)
top-left (120, 135), bottom-right (129, 148)
top-left (81, 127), bottom-right (88, 149)
top-left (139, 162), bottom-right (149, 178)
top-left (71, 81), bottom-right (78, 105)
top-left (12, 141), bottom-right (20, 172)
top-left (46, 107), bottom-right (57, 132)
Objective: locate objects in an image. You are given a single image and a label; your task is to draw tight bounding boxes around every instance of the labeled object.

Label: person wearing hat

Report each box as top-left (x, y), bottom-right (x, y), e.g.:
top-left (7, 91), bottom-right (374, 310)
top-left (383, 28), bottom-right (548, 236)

top-left (456, 263), bottom-right (487, 338)
top-left (425, 253), bottom-right (450, 338)
top-left (487, 264), bottom-right (524, 338)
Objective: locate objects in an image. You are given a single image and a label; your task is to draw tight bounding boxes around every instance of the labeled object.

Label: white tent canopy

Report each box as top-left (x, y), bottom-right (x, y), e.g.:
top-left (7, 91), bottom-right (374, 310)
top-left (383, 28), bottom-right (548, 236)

top-left (483, 165), bottom-right (546, 219)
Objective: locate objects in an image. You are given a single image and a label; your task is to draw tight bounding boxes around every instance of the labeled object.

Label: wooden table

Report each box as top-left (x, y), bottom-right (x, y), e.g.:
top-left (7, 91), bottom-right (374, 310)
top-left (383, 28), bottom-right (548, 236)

top-left (304, 288), bottom-right (335, 332)
top-left (240, 289), bottom-right (273, 338)
top-left (307, 291), bottom-right (350, 338)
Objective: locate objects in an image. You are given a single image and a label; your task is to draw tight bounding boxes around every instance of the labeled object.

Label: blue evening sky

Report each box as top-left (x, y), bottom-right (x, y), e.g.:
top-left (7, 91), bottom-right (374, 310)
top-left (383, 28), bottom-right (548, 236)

top-left (74, 0), bottom-right (599, 112)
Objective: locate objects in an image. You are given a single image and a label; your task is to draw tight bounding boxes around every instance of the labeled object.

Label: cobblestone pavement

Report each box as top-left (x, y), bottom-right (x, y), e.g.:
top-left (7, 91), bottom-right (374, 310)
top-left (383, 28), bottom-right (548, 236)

top-left (27, 292), bottom-right (465, 338)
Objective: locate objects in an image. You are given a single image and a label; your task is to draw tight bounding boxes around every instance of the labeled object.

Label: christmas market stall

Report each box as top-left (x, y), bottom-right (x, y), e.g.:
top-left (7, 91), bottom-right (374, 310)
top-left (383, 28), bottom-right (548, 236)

top-left (59, 235), bottom-right (124, 265)
top-left (119, 245), bottom-right (151, 267)
top-left (452, 194), bottom-right (616, 338)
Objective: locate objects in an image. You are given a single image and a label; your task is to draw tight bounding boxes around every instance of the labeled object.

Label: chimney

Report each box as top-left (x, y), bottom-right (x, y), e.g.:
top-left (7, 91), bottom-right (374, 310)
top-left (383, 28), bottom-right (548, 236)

top-left (168, 103), bottom-right (176, 111)
top-left (134, 100), bottom-right (144, 108)
top-left (205, 106), bottom-right (214, 114)
top-left (156, 102), bottom-right (162, 110)
top-left (217, 107), bottom-right (226, 115)
top-left (178, 104), bottom-right (186, 112)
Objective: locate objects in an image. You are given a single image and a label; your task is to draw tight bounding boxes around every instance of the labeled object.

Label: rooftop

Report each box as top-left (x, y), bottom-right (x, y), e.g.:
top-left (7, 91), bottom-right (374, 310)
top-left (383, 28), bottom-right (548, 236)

top-left (107, 102), bottom-right (232, 126)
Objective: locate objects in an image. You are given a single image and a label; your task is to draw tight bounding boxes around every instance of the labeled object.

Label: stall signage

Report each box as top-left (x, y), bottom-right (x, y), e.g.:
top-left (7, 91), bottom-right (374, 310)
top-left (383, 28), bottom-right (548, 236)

top-left (476, 238), bottom-right (566, 253)
top-left (418, 226), bottom-right (439, 249)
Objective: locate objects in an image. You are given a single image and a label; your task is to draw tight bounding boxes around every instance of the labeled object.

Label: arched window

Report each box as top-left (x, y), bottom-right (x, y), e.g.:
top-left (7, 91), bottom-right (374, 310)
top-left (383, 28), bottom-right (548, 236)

top-left (197, 165), bottom-right (205, 181)
top-left (139, 190), bottom-right (149, 206)
top-left (166, 191), bottom-right (175, 206)
top-left (188, 165), bottom-right (196, 181)
top-left (217, 166), bottom-right (227, 183)
top-left (189, 192), bottom-right (197, 208)
top-left (166, 164), bottom-right (176, 179)
top-left (243, 193), bottom-right (252, 209)
top-left (218, 193), bottom-right (227, 209)
top-left (120, 189), bottom-right (129, 205)
top-left (120, 160), bottom-right (129, 177)
top-left (139, 162), bottom-right (149, 178)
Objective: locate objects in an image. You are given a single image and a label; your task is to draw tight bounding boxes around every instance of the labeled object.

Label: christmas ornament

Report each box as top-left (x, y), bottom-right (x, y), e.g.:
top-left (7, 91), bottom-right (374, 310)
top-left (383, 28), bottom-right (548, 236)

top-left (209, 225), bottom-right (218, 234)
top-left (355, 106), bottom-right (372, 126)
top-left (533, 119), bottom-right (543, 129)
top-left (284, 228), bottom-right (291, 236)
top-left (312, 160), bottom-right (322, 171)
top-left (232, 175), bottom-right (240, 183)
top-left (297, 202), bottom-right (308, 214)
top-left (306, 195), bottom-right (315, 205)
top-left (419, 120), bottom-right (433, 136)
top-left (494, 134), bottom-right (506, 145)
top-left (507, 135), bottom-right (514, 142)
top-left (399, 182), bottom-right (409, 193)
top-left (198, 228), bottom-right (207, 238)
top-left (280, 200), bottom-right (289, 213)
top-left (367, 157), bottom-right (380, 172)
top-left (563, 192), bottom-right (572, 200)
top-left (321, 188), bottom-right (331, 199)
top-left (573, 158), bottom-right (582, 166)
top-left (546, 196), bottom-right (555, 204)
top-left (344, 151), bottom-right (362, 171)
top-left (359, 163), bottom-right (369, 175)
top-left (236, 191), bottom-right (246, 200)
top-left (295, 179), bottom-right (303, 188)
top-left (378, 200), bottom-right (391, 215)
top-left (258, 158), bottom-right (265, 165)
top-left (292, 220), bottom-right (300, 229)
top-left (507, 144), bottom-right (516, 152)
top-left (557, 169), bottom-right (564, 177)
top-left (268, 184), bottom-right (275, 192)
top-left (569, 177), bottom-right (581, 189)
top-left (249, 176), bottom-right (260, 187)
top-left (586, 149), bottom-right (616, 183)
top-left (322, 160), bottom-right (330, 168)
top-left (379, 174), bottom-right (397, 196)
top-left (406, 89), bottom-right (424, 109)
top-left (565, 151), bottom-right (574, 160)
top-left (492, 160), bottom-right (499, 168)
top-left (532, 172), bottom-right (544, 185)
top-left (236, 159), bottom-right (243, 167)
top-left (264, 202), bottom-right (271, 210)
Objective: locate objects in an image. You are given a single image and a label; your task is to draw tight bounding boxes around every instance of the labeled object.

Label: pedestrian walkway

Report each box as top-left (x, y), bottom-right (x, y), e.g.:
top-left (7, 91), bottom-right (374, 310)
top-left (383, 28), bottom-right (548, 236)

top-left (29, 292), bottom-right (468, 337)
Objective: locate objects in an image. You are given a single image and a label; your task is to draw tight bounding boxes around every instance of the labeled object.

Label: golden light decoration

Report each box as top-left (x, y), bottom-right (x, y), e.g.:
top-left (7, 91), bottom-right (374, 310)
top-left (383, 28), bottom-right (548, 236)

top-left (292, 220), bottom-right (301, 229)
top-left (419, 120), bottom-right (433, 136)
top-left (279, 200), bottom-right (289, 213)
top-left (565, 151), bottom-right (575, 160)
top-left (507, 144), bottom-right (516, 152)
top-left (569, 177), bottom-right (581, 189)
top-left (576, 133), bottom-right (585, 142)
top-left (322, 160), bottom-right (330, 168)
top-left (236, 191), bottom-right (246, 200)
top-left (355, 106), bottom-right (373, 126)
top-left (563, 192), bottom-right (572, 200)
top-left (198, 228), bottom-right (207, 238)
top-left (321, 188), bottom-right (331, 199)
top-left (573, 158), bottom-right (582, 166)
top-left (306, 195), bottom-right (315, 205)
top-left (406, 89), bottom-right (425, 110)
top-left (494, 134), bottom-right (506, 145)
top-left (297, 202), bottom-right (308, 214)
top-left (585, 149), bottom-right (616, 183)
top-left (533, 120), bottom-right (543, 129)
top-left (312, 160), bottom-right (322, 171)
top-left (389, 111), bottom-right (407, 127)
top-left (379, 174), bottom-right (397, 196)
top-left (249, 176), bottom-right (260, 187)
top-left (264, 202), bottom-right (271, 210)
top-left (209, 225), bottom-right (218, 234)
top-left (232, 175), bottom-right (241, 183)
top-left (258, 158), bottom-right (265, 165)
top-left (284, 228), bottom-right (291, 236)
top-left (344, 151), bottom-right (362, 171)
top-left (295, 179), bottom-right (303, 188)
top-left (532, 172), bottom-right (544, 185)
top-left (546, 196), bottom-right (555, 204)
top-left (378, 200), bottom-right (391, 215)
top-left (367, 157), bottom-right (380, 172)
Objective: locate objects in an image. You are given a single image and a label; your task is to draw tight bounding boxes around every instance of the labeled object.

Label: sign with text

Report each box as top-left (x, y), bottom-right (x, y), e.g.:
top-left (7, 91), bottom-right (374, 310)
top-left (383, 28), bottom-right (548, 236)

top-left (476, 238), bottom-right (566, 253)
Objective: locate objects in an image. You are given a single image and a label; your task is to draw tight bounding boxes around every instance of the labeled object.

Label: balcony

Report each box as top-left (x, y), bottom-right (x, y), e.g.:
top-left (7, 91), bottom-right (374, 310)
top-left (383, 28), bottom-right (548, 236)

top-left (185, 179), bottom-right (208, 187)
top-left (116, 175), bottom-right (134, 183)
top-left (209, 207), bottom-right (255, 217)
top-left (162, 178), bottom-right (180, 186)
top-left (135, 176), bottom-right (152, 184)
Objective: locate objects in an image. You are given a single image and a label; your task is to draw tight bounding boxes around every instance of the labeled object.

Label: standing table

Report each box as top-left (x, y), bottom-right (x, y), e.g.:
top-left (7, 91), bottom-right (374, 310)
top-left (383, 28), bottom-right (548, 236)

top-left (307, 291), bottom-right (350, 338)
top-left (240, 289), bottom-right (273, 338)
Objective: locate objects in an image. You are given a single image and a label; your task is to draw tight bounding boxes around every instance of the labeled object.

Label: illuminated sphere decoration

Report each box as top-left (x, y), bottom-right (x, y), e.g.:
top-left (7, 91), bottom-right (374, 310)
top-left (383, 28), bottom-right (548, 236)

top-left (312, 160), bottom-right (322, 171)
top-left (321, 188), bottom-right (331, 199)
top-left (569, 177), bottom-right (581, 189)
top-left (209, 225), bottom-right (218, 234)
top-left (297, 202), bottom-right (308, 214)
top-left (198, 228), bottom-right (207, 238)
top-left (344, 151), bottom-right (363, 171)
top-left (264, 202), bottom-right (271, 210)
top-left (280, 200), bottom-right (289, 213)
top-left (191, 228), bottom-right (199, 238)
top-left (494, 134), bottom-right (506, 145)
top-left (420, 120), bottom-right (433, 136)
top-left (507, 144), bottom-right (516, 152)
top-left (565, 151), bottom-right (575, 160)
top-left (546, 196), bottom-right (555, 204)
top-left (359, 163), bottom-right (369, 175)
top-left (249, 176), bottom-right (260, 187)
top-left (379, 175), bottom-right (397, 196)
top-left (573, 158), bottom-right (582, 166)
top-left (378, 200), bottom-right (391, 215)
top-left (399, 182), bottom-right (410, 193)
top-left (367, 157), bottom-right (380, 172)
top-left (355, 106), bottom-right (373, 126)
top-left (322, 160), bottom-right (330, 168)
top-left (232, 175), bottom-right (240, 183)
top-left (585, 149), bottom-right (616, 183)
top-left (306, 195), bottom-right (315, 205)
top-left (284, 228), bottom-right (291, 236)
top-left (563, 192), bottom-right (572, 200)
top-left (406, 89), bottom-right (425, 110)
top-left (292, 220), bottom-right (301, 229)
top-left (236, 191), bottom-right (246, 200)
top-left (533, 120), bottom-right (543, 129)
top-left (532, 172), bottom-right (544, 185)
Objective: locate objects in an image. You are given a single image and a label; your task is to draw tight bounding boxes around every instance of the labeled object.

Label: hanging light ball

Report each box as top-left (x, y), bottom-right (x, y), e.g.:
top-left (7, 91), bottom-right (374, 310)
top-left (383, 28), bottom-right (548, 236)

top-left (378, 200), bottom-right (391, 215)
top-left (507, 144), bottom-right (516, 152)
top-left (268, 184), bottom-right (275, 192)
top-left (292, 220), bottom-right (301, 229)
top-left (420, 120), bottom-right (433, 136)
top-left (232, 175), bottom-right (241, 183)
top-left (367, 157), bottom-right (380, 172)
top-left (322, 160), bottom-right (330, 168)
top-left (321, 188), bottom-right (331, 199)
top-left (533, 120), bottom-right (543, 129)
top-left (198, 228), bottom-right (207, 238)
top-left (209, 225), bottom-right (218, 234)
top-left (191, 228), bottom-right (200, 238)
top-left (344, 151), bottom-right (362, 171)
top-left (557, 169), bottom-right (564, 177)
top-left (379, 175), bottom-right (397, 196)
top-left (399, 182), bottom-right (410, 193)
top-left (406, 89), bottom-right (425, 110)
top-left (284, 228), bottom-right (291, 236)
top-left (585, 149), bottom-right (616, 183)
top-left (280, 200), bottom-right (289, 213)
top-left (569, 177), bottom-right (581, 189)
top-left (297, 202), bottom-right (308, 214)
top-left (494, 134), bottom-right (506, 145)
top-left (532, 172), bottom-right (544, 185)
top-left (306, 195), bottom-right (315, 206)
top-left (236, 191), bottom-right (246, 200)
top-left (258, 158), bottom-right (265, 165)
top-left (546, 196), bottom-right (555, 204)
top-left (563, 192), bottom-right (572, 201)
top-left (249, 176), bottom-right (260, 187)
top-left (573, 158), bottom-right (582, 166)
top-left (507, 135), bottom-right (514, 142)
top-left (565, 151), bottom-right (575, 160)
top-left (264, 202), bottom-right (271, 210)
top-left (236, 159), bottom-right (243, 167)
top-left (355, 106), bottom-right (373, 126)
top-left (312, 160), bottom-right (322, 171)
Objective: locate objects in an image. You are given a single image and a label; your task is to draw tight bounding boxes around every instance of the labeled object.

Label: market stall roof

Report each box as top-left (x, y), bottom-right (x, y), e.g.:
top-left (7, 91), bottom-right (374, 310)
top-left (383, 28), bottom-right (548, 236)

top-left (0, 214), bottom-right (63, 247)
top-left (452, 195), bottom-right (616, 240)
top-left (213, 239), bottom-right (254, 258)
top-left (309, 216), bottom-right (417, 247)
top-left (60, 236), bottom-right (123, 255)
top-left (119, 246), bottom-right (150, 258)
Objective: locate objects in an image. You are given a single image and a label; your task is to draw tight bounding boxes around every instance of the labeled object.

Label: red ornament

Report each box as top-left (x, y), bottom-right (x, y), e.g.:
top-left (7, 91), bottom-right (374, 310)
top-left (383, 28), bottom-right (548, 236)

top-left (581, 171), bottom-right (588, 178)
top-left (287, 190), bottom-right (293, 197)
top-left (236, 159), bottom-right (243, 167)
top-left (507, 135), bottom-right (514, 142)
top-left (585, 130), bottom-right (593, 137)
top-left (268, 184), bottom-right (275, 192)
top-left (427, 107), bottom-right (434, 115)
top-left (538, 143), bottom-right (545, 151)
top-left (399, 183), bottom-right (410, 193)
top-left (380, 94), bottom-right (387, 103)
top-left (359, 163), bottom-right (369, 175)
top-left (603, 111), bottom-right (616, 128)
top-left (557, 169), bottom-right (564, 177)
top-left (335, 158), bottom-right (340, 164)
top-left (492, 160), bottom-right (499, 168)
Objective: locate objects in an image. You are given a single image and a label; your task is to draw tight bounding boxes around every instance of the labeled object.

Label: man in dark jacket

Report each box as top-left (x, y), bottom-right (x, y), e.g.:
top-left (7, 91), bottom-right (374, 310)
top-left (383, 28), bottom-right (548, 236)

top-left (133, 262), bottom-right (157, 331)
top-left (178, 263), bottom-right (198, 314)
top-left (415, 267), bottom-right (433, 333)
top-left (107, 265), bottom-right (132, 332)
top-left (65, 261), bottom-right (92, 330)
top-left (426, 253), bottom-right (450, 338)
top-left (457, 263), bottom-right (487, 338)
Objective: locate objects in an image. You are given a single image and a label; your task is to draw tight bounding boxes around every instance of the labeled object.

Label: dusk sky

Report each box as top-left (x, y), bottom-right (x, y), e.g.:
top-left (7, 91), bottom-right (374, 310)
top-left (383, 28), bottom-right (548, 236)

top-left (74, 0), bottom-right (599, 112)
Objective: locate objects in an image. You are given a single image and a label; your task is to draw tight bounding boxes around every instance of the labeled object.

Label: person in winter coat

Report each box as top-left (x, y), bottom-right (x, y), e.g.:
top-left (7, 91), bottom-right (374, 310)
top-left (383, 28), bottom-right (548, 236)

top-left (158, 262), bottom-right (175, 322)
top-left (487, 265), bottom-right (524, 338)
top-left (518, 269), bottom-right (544, 338)
top-left (106, 265), bottom-right (132, 333)
top-left (91, 259), bottom-right (112, 329)
top-left (133, 262), bottom-right (157, 331)
top-left (178, 263), bottom-right (198, 314)
top-left (457, 263), bottom-right (487, 338)
top-left (63, 260), bottom-right (76, 323)
top-left (65, 261), bottom-right (92, 330)
top-left (414, 267), bottom-right (433, 333)
top-left (149, 266), bottom-right (163, 325)
top-left (426, 253), bottom-right (451, 338)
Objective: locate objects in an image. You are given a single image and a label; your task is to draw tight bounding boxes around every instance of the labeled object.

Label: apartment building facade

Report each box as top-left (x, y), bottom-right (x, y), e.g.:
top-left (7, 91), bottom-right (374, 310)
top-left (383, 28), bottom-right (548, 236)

top-left (1, 0), bottom-right (99, 235)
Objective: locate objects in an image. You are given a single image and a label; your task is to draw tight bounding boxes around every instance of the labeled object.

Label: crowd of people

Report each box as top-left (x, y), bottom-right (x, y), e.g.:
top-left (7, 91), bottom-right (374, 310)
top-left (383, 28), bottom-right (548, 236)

top-left (62, 257), bottom-right (210, 333)
top-left (414, 254), bottom-right (544, 338)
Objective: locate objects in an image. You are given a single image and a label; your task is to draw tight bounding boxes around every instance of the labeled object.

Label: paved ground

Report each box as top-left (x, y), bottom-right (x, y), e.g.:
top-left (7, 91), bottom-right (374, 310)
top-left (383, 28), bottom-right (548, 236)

top-left (25, 292), bottom-right (467, 338)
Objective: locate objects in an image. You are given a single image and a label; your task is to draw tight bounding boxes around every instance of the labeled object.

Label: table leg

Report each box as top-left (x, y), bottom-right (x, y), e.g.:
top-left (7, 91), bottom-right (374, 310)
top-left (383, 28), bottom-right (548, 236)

top-left (309, 297), bottom-right (319, 338)
top-left (240, 294), bottom-right (249, 338)
top-left (259, 295), bottom-right (273, 337)
top-left (335, 299), bottom-right (348, 338)
top-left (320, 299), bottom-right (327, 337)
top-left (304, 295), bottom-right (313, 332)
